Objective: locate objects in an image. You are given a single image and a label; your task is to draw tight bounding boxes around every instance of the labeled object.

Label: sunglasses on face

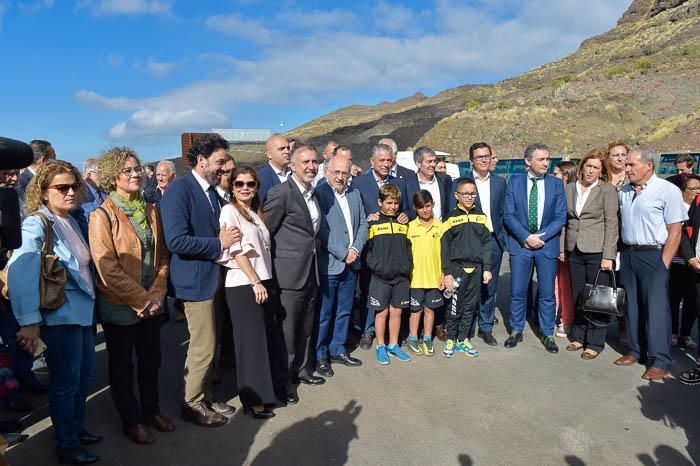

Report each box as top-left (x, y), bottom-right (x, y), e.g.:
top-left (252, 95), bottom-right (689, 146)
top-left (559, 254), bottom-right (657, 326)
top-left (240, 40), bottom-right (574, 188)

top-left (48, 183), bottom-right (80, 194)
top-left (233, 180), bottom-right (258, 189)
top-left (120, 166), bottom-right (144, 176)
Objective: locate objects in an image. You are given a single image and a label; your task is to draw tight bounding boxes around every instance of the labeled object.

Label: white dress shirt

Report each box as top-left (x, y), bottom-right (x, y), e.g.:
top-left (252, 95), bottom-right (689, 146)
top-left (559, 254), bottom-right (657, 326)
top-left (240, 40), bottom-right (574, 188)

top-left (526, 171), bottom-right (546, 229)
top-left (192, 169), bottom-right (215, 210)
top-left (334, 188), bottom-right (355, 248)
top-left (418, 174), bottom-right (442, 221)
top-left (575, 180), bottom-right (598, 217)
top-left (474, 171), bottom-right (492, 226)
top-left (216, 186), bottom-right (231, 203)
top-left (270, 162), bottom-right (291, 184)
top-left (292, 176), bottom-right (320, 234)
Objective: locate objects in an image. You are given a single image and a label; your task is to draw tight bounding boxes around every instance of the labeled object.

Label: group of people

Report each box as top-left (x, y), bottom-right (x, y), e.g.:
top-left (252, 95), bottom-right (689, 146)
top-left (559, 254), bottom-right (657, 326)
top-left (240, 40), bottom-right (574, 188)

top-left (0, 134), bottom-right (698, 465)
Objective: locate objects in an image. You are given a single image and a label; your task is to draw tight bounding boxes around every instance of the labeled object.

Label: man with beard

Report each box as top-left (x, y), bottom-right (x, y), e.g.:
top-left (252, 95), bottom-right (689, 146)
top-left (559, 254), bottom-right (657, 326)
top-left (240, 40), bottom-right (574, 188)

top-left (160, 134), bottom-right (241, 427)
top-left (264, 144), bottom-right (323, 404)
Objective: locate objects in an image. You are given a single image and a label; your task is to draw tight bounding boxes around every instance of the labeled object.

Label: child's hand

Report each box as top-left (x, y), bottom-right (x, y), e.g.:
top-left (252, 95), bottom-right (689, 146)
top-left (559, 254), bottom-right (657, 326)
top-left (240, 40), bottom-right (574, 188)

top-left (444, 274), bottom-right (456, 291)
top-left (482, 271), bottom-right (492, 284)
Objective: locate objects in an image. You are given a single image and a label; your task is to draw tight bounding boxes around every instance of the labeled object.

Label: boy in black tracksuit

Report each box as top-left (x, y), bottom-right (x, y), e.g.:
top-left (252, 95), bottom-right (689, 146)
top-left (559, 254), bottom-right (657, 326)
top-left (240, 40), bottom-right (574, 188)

top-left (441, 178), bottom-right (492, 358)
top-left (365, 184), bottom-right (413, 365)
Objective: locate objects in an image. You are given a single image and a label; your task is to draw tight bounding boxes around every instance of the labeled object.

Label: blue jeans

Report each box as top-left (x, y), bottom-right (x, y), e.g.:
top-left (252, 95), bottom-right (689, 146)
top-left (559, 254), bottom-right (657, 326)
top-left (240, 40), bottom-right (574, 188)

top-left (42, 325), bottom-right (96, 449)
top-left (317, 268), bottom-right (358, 360)
top-left (0, 301), bottom-right (35, 384)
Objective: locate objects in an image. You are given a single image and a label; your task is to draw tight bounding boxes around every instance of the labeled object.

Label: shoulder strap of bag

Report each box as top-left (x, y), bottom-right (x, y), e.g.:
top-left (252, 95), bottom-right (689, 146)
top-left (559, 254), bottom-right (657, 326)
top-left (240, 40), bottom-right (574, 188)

top-left (35, 212), bottom-right (55, 258)
top-left (97, 206), bottom-right (112, 230)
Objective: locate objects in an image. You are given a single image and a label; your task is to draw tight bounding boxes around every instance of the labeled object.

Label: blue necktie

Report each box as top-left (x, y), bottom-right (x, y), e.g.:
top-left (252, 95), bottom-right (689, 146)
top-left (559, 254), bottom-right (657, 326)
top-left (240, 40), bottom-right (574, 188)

top-left (208, 186), bottom-right (221, 218)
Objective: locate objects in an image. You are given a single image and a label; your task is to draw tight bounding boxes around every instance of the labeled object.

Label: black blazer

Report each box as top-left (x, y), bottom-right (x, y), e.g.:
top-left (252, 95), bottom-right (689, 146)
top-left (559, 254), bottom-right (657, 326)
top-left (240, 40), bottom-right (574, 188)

top-left (450, 173), bottom-right (507, 251)
top-left (680, 198), bottom-right (699, 262)
top-left (263, 179), bottom-right (320, 290)
top-left (404, 172), bottom-right (452, 220)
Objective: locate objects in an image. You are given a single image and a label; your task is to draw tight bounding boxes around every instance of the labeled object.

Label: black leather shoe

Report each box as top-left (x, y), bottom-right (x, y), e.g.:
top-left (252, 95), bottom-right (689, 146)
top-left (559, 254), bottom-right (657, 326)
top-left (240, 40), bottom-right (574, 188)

top-left (316, 359), bottom-right (334, 377)
top-left (78, 431), bottom-right (103, 445)
top-left (359, 332), bottom-right (374, 350)
top-left (330, 352), bottom-right (363, 366)
top-left (56, 446), bottom-right (100, 465)
top-left (504, 332), bottom-right (523, 348)
top-left (478, 332), bottom-right (498, 346)
top-left (285, 387), bottom-right (299, 405)
top-left (542, 336), bottom-right (559, 354)
top-left (207, 401), bottom-right (235, 416)
top-left (181, 402), bottom-right (227, 427)
top-left (297, 375), bottom-right (325, 385)
top-left (244, 406), bottom-right (276, 419)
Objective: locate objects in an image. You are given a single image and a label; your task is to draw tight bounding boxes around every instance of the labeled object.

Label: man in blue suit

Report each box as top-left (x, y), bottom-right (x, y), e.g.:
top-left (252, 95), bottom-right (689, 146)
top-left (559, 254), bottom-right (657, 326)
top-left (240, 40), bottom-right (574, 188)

top-left (379, 137), bottom-right (414, 181)
top-left (258, 134), bottom-right (292, 202)
top-left (160, 134), bottom-right (241, 427)
top-left (315, 154), bottom-right (368, 377)
top-left (350, 143), bottom-right (409, 349)
top-left (404, 146), bottom-right (451, 221)
top-left (450, 142), bottom-right (507, 346)
top-left (503, 143), bottom-right (566, 353)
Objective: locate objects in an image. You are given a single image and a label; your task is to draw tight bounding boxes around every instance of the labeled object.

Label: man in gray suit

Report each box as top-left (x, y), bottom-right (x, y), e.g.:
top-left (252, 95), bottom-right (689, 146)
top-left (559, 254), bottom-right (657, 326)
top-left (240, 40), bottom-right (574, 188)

top-left (315, 152), bottom-right (368, 377)
top-left (264, 144), bottom-right (324, 403)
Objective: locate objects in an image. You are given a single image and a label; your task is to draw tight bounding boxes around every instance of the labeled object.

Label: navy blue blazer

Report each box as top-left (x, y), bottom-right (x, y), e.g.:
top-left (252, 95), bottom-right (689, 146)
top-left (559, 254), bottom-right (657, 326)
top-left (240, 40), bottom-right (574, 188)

top-left (450, 173), bottom-right (507, 251)
top-left (160, 171), bottom-right (222, 301)
top-left (258, 163), bottom-right (286, 203)
top-left (351, 171), bottom-right (409, 217)
top-left (316, 182), bottom-right (369, 275)
top-left (393, 164), bottom-right (414, 181)
top-left (503, 173), bottom-right (566, 259)
top-left (404, 173), bottom-right (452, 220)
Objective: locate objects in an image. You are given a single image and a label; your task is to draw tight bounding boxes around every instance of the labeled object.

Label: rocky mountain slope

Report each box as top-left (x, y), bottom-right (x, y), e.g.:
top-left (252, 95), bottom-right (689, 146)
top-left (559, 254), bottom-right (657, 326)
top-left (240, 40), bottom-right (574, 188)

top-left (291, 0), bottom-right (700, 162)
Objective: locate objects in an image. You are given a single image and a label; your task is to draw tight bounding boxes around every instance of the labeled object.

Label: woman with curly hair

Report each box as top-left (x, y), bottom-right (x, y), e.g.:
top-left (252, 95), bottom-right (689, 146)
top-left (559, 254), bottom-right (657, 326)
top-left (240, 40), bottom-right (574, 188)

top-left (7, 160), bottom-right (102, 465)
top-left (88, 147), bottom-right (173, 444)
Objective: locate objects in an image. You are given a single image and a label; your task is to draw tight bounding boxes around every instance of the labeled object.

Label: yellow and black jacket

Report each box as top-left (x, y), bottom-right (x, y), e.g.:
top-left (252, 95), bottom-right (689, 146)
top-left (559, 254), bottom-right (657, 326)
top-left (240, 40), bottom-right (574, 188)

top-left (365, 213), bottom-right (412, 282)
top-left (441, 205), bottom-right (492, 277)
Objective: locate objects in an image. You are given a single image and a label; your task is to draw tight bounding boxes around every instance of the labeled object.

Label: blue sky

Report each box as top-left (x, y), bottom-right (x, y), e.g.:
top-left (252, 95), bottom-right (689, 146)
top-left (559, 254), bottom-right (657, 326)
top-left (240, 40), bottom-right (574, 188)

top-left (0, 0), bottom-right (630, 166)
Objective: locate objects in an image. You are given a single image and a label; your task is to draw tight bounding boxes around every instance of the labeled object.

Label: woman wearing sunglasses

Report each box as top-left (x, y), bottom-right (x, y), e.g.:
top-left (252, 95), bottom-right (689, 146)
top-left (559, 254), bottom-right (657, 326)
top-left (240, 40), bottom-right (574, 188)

top-left (217, 166), bottom-right (278, 419)
top-left (8, 161), bottom-right (102, 465)
top-left (88, 148), bottom-right (173, 445)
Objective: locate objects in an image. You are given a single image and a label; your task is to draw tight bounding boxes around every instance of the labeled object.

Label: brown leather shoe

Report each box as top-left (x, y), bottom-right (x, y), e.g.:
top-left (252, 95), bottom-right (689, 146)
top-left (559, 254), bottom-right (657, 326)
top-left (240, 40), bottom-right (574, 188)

top-left (642, 367), bottom-right (670, 381)
top-left (144, 414), bottom-right (175, 432)
top-left (181, 402), bottom-right (227, 427)
top-left (435, 325), bottom-right (448, 342)
top-left (123, 424), bottom-right (155, 444)
top-left (613, 355), bottom-right (637, 366)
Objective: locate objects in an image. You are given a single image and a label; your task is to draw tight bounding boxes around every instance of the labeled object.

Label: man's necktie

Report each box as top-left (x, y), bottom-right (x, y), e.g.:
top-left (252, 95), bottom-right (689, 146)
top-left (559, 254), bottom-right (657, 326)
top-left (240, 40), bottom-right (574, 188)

top-left (208, 186), bottom-right (221, 218)
top-left (528, 178), bottom-right (539, 233)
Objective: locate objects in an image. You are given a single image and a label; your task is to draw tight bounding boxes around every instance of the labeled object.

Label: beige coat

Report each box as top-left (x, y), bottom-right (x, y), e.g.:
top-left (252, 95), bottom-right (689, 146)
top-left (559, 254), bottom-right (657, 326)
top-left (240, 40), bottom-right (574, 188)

top-left (562, 181), bottom-right (619, 260)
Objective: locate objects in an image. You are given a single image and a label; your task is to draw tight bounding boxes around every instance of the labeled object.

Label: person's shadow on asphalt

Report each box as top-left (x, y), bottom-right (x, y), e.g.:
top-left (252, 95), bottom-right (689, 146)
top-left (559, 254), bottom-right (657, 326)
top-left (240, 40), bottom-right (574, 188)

top-left (249, 400), bottom-right (362, 466)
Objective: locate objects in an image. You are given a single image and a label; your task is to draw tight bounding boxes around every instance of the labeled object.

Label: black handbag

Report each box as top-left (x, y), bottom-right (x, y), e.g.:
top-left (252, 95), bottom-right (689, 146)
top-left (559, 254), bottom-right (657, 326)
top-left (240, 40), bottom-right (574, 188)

top-left (582, 269), bottom-right (625, 317)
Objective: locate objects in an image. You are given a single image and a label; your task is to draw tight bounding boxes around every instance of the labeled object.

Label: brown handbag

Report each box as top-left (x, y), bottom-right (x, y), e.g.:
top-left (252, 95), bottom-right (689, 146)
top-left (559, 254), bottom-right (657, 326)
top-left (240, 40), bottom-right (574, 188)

top-left (35, 212), bottom-right (67, 311)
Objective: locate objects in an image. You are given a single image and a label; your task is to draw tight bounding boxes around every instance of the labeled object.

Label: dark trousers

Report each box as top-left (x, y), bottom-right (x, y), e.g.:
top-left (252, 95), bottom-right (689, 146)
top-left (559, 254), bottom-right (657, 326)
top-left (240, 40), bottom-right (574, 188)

top-left (619, 248), bottom-right (672, 370)
top-left (42, 325), bottom-right (95, 450)
top-left (317, 268), bottom-right (358, 360)
top-left (357, 267), bottom-right (375, 334)
top-left (279, 270), bottom-right (318, 384)
top-left (445, 267), bottom-right (482, 341)
top-left (568, 249), bottom-right (612, 353)
top-left (225, 283), bottom-right (276, 407)
top-left (102, 316), bottom-right (164, 426)
top-left (476, 239), bottom-right (503, 335)
top-left (0, 301), bottom-right (35, 384)
top-left (669, 263), bottom-right (697, 336)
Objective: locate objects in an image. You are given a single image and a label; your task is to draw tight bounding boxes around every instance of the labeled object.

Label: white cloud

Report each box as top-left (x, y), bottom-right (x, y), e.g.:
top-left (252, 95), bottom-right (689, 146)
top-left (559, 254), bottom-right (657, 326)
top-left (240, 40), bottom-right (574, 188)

top-left (281, 8), bottom-right (361, 31)
top-left (144, 57), bottom-right (178, 76)
top-left (78, 0), bottom-right (172, 16)
top-left (205, 14), bottom-right (273, 43)
top-left (372, 1), bottom-right (418, 34)
top-left (106, 52), bottom-right (123, 67)
top-left (78, 1), bottom-right (630, 141)
top-left (18, 0), bottom-right (54, 14)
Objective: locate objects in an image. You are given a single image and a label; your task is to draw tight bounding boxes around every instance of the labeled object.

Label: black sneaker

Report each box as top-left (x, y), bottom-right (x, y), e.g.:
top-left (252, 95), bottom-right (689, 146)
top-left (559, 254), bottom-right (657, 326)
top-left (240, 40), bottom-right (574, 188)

top-left (359, 332), bottom-right (374, 350)
top-left (504, 331), bottom-right (523, 348)
top-left (542, 336), bottom-right (559, 353)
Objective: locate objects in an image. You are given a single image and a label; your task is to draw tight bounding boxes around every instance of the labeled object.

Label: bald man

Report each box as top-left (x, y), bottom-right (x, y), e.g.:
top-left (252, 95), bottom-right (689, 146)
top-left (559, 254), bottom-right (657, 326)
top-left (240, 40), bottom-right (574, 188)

top-left (258, 134), bottom-right (292, 202)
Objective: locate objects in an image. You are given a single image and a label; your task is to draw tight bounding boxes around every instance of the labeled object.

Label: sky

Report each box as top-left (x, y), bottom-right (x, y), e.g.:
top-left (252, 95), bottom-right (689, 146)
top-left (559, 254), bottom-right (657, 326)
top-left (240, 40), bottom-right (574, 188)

top-left (0, 0), bottom-right (630, 166)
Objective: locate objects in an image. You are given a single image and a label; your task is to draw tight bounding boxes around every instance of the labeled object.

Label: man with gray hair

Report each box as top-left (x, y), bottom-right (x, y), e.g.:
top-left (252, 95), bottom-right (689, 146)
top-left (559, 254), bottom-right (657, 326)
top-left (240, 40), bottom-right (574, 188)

top-left (379, 137), bottom-right (413, 181)
top-left (614, 148), bottom-right (687, 381)
top-left (71, 157), bottom-right (108, 238)
top-left (503, 142), bottom-right (566, 353)
top-left (144, 160), bottom-right (177, 207)
top-left (16, 139), bottom-right (56, 199)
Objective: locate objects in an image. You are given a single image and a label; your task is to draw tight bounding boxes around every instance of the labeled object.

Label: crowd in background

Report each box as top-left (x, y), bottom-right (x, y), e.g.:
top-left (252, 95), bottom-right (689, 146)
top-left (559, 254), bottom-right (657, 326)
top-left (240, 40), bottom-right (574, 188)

top-left (0, 135), bottom-right (698, 465)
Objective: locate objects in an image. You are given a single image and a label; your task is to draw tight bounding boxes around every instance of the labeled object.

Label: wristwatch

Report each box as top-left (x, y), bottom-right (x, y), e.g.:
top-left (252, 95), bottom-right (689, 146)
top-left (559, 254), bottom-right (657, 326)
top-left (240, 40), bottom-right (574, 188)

top-left (251, 280), bottom-right (262, 287)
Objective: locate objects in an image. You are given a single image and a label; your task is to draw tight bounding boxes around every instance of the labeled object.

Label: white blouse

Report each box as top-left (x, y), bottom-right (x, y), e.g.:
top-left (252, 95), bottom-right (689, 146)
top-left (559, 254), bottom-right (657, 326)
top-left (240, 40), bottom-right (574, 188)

top-left (217, 204), bottom-right (272, 288)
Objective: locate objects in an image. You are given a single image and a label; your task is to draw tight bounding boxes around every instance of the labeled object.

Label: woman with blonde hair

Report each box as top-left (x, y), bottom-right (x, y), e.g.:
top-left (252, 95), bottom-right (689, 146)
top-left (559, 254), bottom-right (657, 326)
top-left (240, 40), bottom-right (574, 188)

top-left (89, 147), bottom-right (173, 444)
top-left (8, 161), bottom-right (102, 465)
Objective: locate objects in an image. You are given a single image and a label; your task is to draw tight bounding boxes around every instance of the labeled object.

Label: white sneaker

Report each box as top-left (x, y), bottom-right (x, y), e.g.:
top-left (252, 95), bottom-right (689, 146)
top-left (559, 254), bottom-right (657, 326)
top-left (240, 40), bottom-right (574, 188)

top-left (555, 323), bottom-right (568, 338)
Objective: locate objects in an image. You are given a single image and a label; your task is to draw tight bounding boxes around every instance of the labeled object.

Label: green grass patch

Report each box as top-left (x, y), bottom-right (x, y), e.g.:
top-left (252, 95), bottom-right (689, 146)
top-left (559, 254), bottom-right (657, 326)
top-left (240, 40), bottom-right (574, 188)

top-left (607, 65), bottom-right (626, 79)
top-left (634, 57), bottom-right (654, 70)
top-left (464, 99), bottom-right (480, 111)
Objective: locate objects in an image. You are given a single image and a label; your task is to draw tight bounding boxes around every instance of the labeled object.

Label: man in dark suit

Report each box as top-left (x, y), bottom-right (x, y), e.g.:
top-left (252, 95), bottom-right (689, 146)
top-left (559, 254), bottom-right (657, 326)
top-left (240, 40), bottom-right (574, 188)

top-left (264, 144), bottom-right (324, 403)
top-left (379, 137), bottom-right (414, 181)
top-left (160, 134), bottom-right (241, 427)
top-left (454, 142), bottom-right (507, 346)
top-left (351, 143), bottom-right (410, 349)
top-left (258, 134), bottom-right (292, 202)
top-left (315, 153), bottom-right (368, 377)
top-left (503, 143), bottom-right (566, 353)
top-left (16, 139), bottom-right (55, 201)
top-left (143, 160), bottom-right (176, 208)
top-left (404, 146), bottom-right (451, 221)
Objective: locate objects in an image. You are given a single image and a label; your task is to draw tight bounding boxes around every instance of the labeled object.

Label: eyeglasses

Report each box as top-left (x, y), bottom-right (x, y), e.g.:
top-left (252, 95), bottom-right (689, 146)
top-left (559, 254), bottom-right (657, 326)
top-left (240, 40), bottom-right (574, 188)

top-left (330, 170), bottom-right (350, 179)
top-left (473, 156), bottom-right (492, 162)
top-left (48, 183), bottom-right (80, 194)
top-left (120, 166), bottom-right (144, 176)
top-left (456, 192), bottom-right (478, 198)
top-left (686, 186), bottom-right (700, 192)
top-left (234, 180), bottom-right (258, 189)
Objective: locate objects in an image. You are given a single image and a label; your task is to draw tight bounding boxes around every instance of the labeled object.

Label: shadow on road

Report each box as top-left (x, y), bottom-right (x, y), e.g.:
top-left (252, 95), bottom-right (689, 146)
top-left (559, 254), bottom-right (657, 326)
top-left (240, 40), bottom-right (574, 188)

top-left (250, 400), bottom-right (361, 466)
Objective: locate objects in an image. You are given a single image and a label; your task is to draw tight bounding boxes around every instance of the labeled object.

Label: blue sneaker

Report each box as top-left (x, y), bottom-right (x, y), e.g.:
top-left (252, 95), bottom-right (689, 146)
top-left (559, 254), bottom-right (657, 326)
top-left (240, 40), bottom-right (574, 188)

top-left (375, 345), bottom-right (390, 365)
top-left (387, 344), bottom-right (411, 362)
top-left (456, 339), bottom-right (479, 357)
